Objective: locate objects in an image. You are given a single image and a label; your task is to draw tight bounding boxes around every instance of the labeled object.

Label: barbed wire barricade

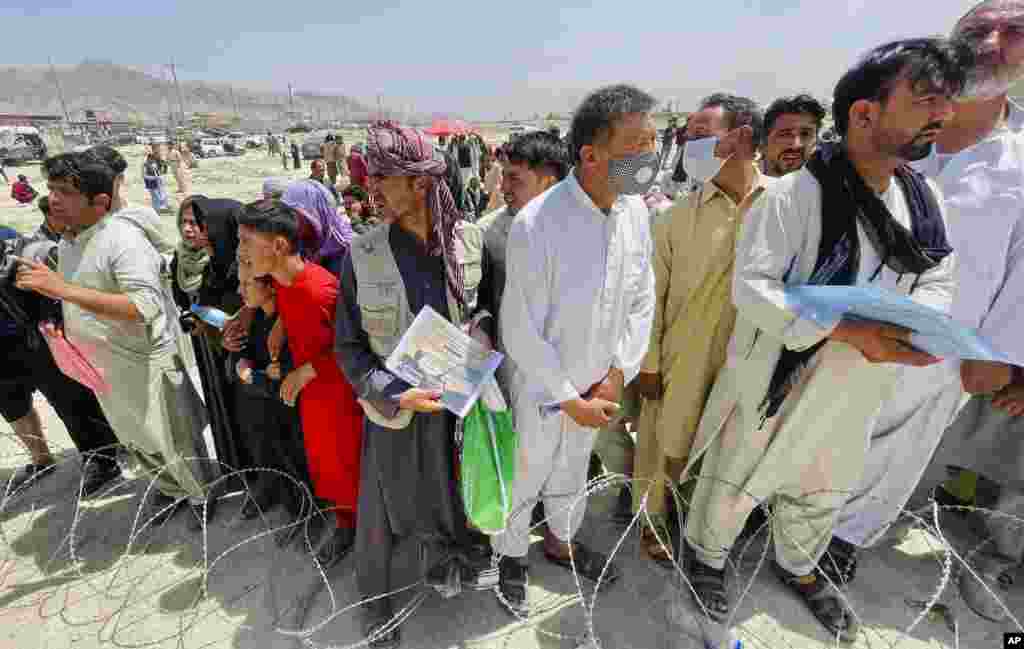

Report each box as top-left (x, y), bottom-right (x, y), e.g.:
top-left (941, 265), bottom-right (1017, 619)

top-left (1, 428), bottom-right (1022, 649)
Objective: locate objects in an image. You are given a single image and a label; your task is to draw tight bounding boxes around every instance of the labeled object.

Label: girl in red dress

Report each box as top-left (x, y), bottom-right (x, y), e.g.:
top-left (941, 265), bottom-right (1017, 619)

top-left (236, 200), bottom-right (362, 568)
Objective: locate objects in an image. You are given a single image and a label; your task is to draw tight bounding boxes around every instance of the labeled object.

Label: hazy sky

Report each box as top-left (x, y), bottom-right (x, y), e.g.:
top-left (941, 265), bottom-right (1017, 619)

top-left (2, 0), bottom-right (974, 119)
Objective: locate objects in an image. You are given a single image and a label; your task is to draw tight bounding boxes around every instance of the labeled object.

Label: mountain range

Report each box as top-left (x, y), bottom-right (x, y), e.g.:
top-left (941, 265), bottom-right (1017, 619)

top-left (0, 61), bottom-right (385, 127)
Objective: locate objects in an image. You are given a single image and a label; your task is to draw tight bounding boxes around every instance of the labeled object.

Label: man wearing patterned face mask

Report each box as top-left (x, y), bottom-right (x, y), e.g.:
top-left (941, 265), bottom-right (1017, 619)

top-left (632, 93), bottom-right (770, 565)
top-left (492, 84), bottom-right (656, 616)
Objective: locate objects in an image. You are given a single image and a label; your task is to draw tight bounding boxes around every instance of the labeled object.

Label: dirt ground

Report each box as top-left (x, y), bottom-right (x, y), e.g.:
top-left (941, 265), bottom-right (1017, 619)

top-left (1, 143), bottom-right (1022, 649)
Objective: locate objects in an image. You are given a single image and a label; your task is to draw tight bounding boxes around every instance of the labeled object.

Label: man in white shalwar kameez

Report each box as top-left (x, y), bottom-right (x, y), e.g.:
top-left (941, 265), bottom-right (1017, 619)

top-left (491, 84), bottom-right (656, 616)
top-left (681, 39), bottom-right (962, 643)
top-left (830, 0), bottom-right (1024, 623)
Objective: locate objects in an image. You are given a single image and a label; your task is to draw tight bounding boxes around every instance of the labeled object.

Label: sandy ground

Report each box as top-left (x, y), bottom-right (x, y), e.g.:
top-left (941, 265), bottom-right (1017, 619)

top-left (1, 145), bottom-right (1022, 649)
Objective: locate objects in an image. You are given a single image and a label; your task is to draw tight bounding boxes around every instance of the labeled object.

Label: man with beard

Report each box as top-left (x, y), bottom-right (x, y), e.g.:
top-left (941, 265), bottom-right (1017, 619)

top-left (491, 84), bottom-right (656, 615)
top-left (334, 122), bottom-right (495, 647)
top-left (828, 0), bottom-right (1024, 623)
top-left (681, 39), bottom-right (961, 642)
top-left (761, 94), bottom-right (827, 177)
top-left (632, 93), bottom-right (770, 565)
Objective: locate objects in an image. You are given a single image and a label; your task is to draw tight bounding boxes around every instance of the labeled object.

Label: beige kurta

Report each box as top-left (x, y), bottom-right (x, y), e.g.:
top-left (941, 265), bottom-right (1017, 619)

top-left (639, 172), bottom-right (770, 458)
top-left (59, 214), bottom-right (208, 500)
top-left (634, 172), bottom-right (769, 518)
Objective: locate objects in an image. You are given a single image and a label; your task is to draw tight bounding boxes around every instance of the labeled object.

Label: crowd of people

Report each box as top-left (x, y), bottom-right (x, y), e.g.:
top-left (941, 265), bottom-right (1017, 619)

top-left (3, 1), bottom-right (1024, 646)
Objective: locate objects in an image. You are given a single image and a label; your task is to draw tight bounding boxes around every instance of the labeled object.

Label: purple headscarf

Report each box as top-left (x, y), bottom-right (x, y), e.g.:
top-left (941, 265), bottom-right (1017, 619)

top-left (281, 179), bottom-right (354, 265)
top-left (366, 120), bottom-right (466, 312)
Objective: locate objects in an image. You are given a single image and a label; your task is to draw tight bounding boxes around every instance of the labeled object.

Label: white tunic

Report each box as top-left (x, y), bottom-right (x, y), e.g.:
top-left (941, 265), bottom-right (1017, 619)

top-left (836, 122), bottom-right (1024, 547)
top-left (684, 167), bottom-right (955, 572)
top-left (500, 172), bottom-right (655, 410)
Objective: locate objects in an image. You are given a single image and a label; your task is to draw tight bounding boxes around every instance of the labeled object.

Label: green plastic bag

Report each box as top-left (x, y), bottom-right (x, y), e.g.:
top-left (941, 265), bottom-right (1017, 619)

top-left (461, 402), bottom-right (517, 534)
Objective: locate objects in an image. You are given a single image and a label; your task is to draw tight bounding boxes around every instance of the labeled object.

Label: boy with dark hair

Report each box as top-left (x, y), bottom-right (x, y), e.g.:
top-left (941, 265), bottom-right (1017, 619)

top-left (231, 264), bottom-right (314, 539)
top-left (236, 200), bottom-right (363, 568)
top-left (17, 153), bottom-right (211, 528)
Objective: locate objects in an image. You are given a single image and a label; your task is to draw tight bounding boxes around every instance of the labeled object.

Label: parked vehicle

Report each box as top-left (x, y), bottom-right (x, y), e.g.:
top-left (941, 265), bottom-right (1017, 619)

top-left (196, 138), bottom-right (225, 158)
top-left (0, 126), bottom-right (47, 166)
top-left (227, 132), bottom-right (248, 150)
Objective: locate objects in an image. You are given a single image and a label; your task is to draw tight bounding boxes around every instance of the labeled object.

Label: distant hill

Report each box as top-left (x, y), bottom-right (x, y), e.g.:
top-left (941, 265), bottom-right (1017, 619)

top-left (0, 61), bottom-right (385, 128)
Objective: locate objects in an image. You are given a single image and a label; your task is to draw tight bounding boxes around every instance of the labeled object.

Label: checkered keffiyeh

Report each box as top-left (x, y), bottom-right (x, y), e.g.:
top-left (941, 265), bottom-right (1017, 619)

top-left (367, 121), bottom-right (466, 315)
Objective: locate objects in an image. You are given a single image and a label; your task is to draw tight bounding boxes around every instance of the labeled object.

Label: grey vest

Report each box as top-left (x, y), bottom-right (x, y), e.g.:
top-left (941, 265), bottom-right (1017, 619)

top-left (351, 222), bottom-right (484, 427)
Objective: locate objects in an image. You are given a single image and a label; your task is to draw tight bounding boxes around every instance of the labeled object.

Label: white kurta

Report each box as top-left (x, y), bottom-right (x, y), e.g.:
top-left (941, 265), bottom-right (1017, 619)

top-left (492, 172), bottom-right (655, 557)
top-left (683, 167), bottom-right (955, 574)
top-left (836, 117), bottom-right (1024, 547)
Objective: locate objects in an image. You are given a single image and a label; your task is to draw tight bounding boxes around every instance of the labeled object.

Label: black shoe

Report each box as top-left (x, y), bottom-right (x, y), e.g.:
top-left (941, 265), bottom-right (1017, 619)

top-left (737, 504), bottom-right (770, 543)
top-left (496, 556), bottom-right (529, 617)
top-left (685, 548), bottom-right (730, 623)
top-left (8, 460), bottom-right (56, 492)
top-left (315, 526), bottom-right (355, 569)
top-left (817, 536), bottom-right (858, 587)
top-left (187, 498), bottom-right (217, 533)
top-left (81, 461), bottom-right (122, 498)
top-left (461, 538), bottom-right (498, 590)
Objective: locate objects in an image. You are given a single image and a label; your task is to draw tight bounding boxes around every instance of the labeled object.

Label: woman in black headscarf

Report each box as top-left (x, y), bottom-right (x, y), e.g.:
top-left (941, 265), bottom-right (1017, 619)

top-left (171, 196), bottom-right (248, 518)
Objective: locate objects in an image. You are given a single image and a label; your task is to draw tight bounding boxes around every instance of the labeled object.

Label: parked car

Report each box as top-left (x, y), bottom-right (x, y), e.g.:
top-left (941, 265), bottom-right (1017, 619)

top-left (196, 138), bottom-right (225, 158)
top-left (0, 131), bottom-right (47, 166)
top-left (245, 134), bottom-right (265, 148)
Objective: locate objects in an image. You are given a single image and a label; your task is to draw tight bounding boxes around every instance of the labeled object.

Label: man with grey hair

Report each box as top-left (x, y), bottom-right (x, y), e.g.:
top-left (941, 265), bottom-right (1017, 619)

top-left (828, 0), bottom-right (1024, 623)
top-left (491, 84), bottom-right (656, 615)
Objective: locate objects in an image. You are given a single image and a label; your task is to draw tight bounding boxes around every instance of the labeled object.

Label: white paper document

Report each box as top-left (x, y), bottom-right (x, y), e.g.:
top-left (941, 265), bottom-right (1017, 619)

top-left (784, 285), bottom-right (1005, 362)
top-left (385, 306), bottom-right (504, 418)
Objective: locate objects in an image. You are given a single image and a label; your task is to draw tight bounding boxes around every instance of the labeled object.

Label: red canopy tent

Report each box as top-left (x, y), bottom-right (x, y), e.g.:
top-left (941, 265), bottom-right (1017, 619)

top-left (425, 119), bottom-right (474, 137)
top-left (425, 119), bottom-right (461, 136)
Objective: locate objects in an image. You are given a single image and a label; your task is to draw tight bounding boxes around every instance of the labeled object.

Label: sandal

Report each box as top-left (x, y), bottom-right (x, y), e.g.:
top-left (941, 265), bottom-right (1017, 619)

top-left (776, 564), bottom-right (859, 644)
top-left (364, 601), bottom-right (401, 649)
top-left (497, 556), bottom-right (530, 617)
top-left (640, 524), bottom-right (675, 567)
top-left (544, 541), bottom-right (621, 586)
top-left (366, 619), bottom-right (400, 649)
top-left (686, 553), bottom-right (730, 623)
top-left (818, 536), bottom-right (858, 586)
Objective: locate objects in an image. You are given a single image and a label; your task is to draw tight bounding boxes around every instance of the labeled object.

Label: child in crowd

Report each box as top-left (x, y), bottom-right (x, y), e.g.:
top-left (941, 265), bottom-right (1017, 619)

top-left (232, 265), bottom-right (315, 545)
top-left (236, 200), bottom-right (363, 568)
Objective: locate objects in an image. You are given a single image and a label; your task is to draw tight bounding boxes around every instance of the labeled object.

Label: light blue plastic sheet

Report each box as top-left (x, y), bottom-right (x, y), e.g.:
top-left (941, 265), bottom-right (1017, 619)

top-left (784, 285), bottom-right (1005, 362)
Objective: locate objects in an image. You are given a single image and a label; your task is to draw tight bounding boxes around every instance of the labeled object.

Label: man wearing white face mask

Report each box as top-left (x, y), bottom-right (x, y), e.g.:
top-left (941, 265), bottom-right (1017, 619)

top-left (492, 84), bottom-right (657, 615)
top-left (631, 94), bottom-right (770, 565)
top-left (681, 39), bottom-right (961, 642)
